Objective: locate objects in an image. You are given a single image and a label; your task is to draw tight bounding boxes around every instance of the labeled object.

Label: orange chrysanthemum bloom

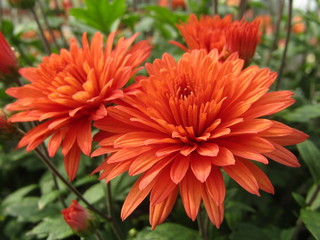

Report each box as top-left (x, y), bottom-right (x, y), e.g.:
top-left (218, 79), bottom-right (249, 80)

top-left (158, 0), bottom-right (186, 9)
top-left (225, 19), bottom-right (261, 66)
top-left (0, 32), bottom-right (17, 76)
top-left (292, 16), bottom-right (305, 34)
top-left (92, 49), bottom-right (308, 229)
top-left (171, 14), bottom-right (261, 65)
top-left (6, 32), bottom-right (151, 181)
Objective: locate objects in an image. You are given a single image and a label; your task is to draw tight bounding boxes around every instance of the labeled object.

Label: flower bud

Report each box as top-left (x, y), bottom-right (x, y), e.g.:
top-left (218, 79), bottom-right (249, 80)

top-left (225, 19), bottom-right (261, 67)
top-left (0, 32), bottom-right (18, 76)
top-left (61, 200), bottom-right (98, 236)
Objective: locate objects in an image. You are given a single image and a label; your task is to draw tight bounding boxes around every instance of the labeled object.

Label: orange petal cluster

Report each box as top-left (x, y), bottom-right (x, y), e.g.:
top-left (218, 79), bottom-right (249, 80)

top-left (92, 49), bottom-right (308, 229)
top-left (171, 14), bottom-right (261, 65)
top-left (6, 32), bottom-right (151, 181)
top-left (0, 32), bottom-right (17, 75)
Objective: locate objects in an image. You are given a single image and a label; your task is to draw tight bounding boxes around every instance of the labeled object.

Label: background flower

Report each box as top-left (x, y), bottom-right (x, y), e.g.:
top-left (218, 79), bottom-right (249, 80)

top-left (93, 49), bottom-right (308, 229)
top-left (171, 14), bottom-right (261, 65)
top-left (6, 32), bottom-right (151, 181)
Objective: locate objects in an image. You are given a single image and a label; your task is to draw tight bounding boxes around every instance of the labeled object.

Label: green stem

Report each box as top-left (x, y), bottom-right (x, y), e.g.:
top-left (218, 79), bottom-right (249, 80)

top-left (212, 0), bottom-right (218, 15)
top-left (37, 0), bottom-right (60, 49)
top-left (275, 0), bottom-right (293, 90)
top-left (197, 208), bottom-right (209, 240)
top-left (291, 184), bottom-right (320, 240)
top-left (106, 182), bottom-right (125, 240)
top-left (237, 0), bottom-right (248, 20)
top-left (30, 7), bottom-right (51, 55)
top-left (95, 231), bottom-right (103, 240)
top-left (30, 144), bottom-right (112, 222)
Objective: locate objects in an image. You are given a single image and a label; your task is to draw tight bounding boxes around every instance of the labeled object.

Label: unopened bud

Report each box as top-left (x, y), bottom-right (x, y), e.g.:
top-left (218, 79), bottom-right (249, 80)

top-left (61, 200), bottom-right (98, 237)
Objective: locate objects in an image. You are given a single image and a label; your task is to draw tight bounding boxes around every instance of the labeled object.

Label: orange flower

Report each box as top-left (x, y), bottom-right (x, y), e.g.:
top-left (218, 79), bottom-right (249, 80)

top-left (292, 16), bottom-right (305, 34)
top-left (171, 14), bottom-right (232, 53)
top-left (225, 19), bottom-right (261, 66)
top-left (226, 0), bottom-right (240, 7)
top-left (92, 50), bottom-right (308, 229)
top-left (255, 14), bottom-right (273, 35)
top-left (6, 32), bottom-right (151, 181)
top-left (171, 14), bottom-right (261, 65)
top-left (158, 0), bottom-right (186, 10)
top-left (0, 32), bottom-right (17, 76)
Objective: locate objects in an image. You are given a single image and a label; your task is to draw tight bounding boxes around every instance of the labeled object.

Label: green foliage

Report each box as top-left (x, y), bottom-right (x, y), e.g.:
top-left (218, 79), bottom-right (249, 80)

top-left (70, 0), bottom-right (127, 35)
top-left (300, 209), bottom-right (320, 240)
top-left (27, 216), bottom-right (73, 240)
top-left (297, 140), bottom-right (320, 183)
top-left (131, 223), bottom-right (201, 240)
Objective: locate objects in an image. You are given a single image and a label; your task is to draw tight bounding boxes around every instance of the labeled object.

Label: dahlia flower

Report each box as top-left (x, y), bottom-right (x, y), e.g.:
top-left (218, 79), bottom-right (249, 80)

top-left (171, 14), bottom-right (261, 65)
top-left (92, 49), bottom-right (307, 229)
top-left (6, 32), bottom-right (151, 181)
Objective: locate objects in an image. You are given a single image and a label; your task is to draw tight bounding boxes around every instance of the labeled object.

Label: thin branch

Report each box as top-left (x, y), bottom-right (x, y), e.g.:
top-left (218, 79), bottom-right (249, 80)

top-left (30, 7), bottom-right (51, 55)
top-left (212, 0), bottom-right (218, 15)
top-left (106, 182), bottom-right (125, 240)
top-left (275, 0), bottom-right (293, 90)
top-left (30, 145), bottom-right (112, 222)
top-left (291, 184), bottom-right (320, 240)
top-left (197, 208), bottom-right (209, 240)
top-left (238, 0), bottom-right (248, 20)
top-left (266, 0), bottom-right (285, 65)
top-left (37, 0), bottom-right (60, 49)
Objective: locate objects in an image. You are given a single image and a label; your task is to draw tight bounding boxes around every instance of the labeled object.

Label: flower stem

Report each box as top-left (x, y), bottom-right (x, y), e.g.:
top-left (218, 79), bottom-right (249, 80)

top-left (36, 0), bottom-right (60, 49)
top-left (275, 0), bottom-right (293, 90)
top-left (212, 0), bottom-right (218, 15)
top-left (106, 182), bottom-right (125, 240)
top-left (197, 208), bottom-right (209, 240)
top-left (31, 145), bottom-right (112, 222)
top-left (291, 184), bottom-right (320, 240)
top-left (238, 0), bottom-right (248, 20)
top-left (30, 7), bottom-right (51, 55)
top-left (95, 231), bottom-right (103, 240)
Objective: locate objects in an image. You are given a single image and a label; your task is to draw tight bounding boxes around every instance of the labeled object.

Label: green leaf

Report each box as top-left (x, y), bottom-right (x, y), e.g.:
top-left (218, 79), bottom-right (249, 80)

top-left (133, 223), bottom-right (201, 240)
top-left (38, 190), bottom-right (61, 210)
top-left (300, 209), bottom-right (320, 240)
top-left (70, 0), bottom-right (127, 34)
top-left (2, 184), bottom-right (38, 207)
top-left (292, 192), bottom-right (306, 207)
top-left (306, 184), bottom-right (320, 210)
top-left (281, 103), bottom-right (320, 123)
top-left (5, 197), bottom-right (58, 222)
top-left (230, 223), bottom-right (277, 240)
top-left (27, 216), bottom-right (73, 240)
top-left (297, 140), bottom-right (320, 183)
top-left (82, 182), bottom-right (105, 204)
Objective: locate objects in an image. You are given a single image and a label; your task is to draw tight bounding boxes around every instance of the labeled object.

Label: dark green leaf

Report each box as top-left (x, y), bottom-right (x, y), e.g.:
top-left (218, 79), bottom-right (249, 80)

top-left (2, 184), bottom-right (38, 207)
top-left (297, 140), bottom-right (320, 183)
top-left (133, 223), bottom-right (201, 240)
top-left (27, 216), bottom-right (73, 240)
top-left (281, 104), bottom-right (320, 123)
top-left (70, 0), bottom-right (127, 34)
top-left (38, 190), bottom-right (61, 210)
top-left (292, 192), bottom-right (306, 207)
top-left (300, 209), bottom-right (320, 240)
top-left (82, 182), bottom-right (105, 204)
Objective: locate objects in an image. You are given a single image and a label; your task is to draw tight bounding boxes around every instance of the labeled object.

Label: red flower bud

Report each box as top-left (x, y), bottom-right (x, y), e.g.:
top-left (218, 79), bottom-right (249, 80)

top-left (61, 200), bottom-right (98, 236)
top-left (0, 32), bottom-right (18, 77)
